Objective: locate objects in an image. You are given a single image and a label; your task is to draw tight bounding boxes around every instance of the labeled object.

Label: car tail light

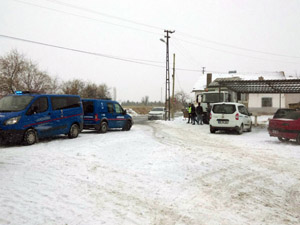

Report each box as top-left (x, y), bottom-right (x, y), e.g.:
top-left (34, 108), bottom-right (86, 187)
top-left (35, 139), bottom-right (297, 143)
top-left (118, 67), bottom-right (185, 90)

top-left (210, 113), bottom-right (212, 120)
top-left (95, 114), bottom-right (98, 120)
top-left (235, 113), bottom-right (239, 120)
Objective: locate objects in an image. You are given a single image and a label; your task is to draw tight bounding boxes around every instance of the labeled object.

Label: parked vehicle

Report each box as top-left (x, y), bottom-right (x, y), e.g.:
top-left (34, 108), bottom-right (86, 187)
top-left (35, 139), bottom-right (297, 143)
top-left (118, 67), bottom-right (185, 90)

top-left (82, 99), bottom-right (132, 133)
top-left (268, 111), bottom-right (300, 144)
top-left (0, 91), bottom-right (83, 145)
top-left (148, 107), bottom-right (165, 120)
top-left (273, 108), bottom-right (296, 118)
top-left (196, 91), bottom-right (233, 124)
top-left (209, 102), bottom-right (252, 134)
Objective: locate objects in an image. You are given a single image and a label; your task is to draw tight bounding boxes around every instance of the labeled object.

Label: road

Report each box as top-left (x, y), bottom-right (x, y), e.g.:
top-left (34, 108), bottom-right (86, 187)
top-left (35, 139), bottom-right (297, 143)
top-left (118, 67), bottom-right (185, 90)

top-left (0, 117), bottom-right (299, 225)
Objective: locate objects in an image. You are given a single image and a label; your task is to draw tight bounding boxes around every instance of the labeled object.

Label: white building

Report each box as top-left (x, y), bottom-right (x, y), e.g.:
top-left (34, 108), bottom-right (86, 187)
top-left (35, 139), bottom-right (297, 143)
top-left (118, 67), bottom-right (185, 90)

top-left (192, 71), bottom-right (300, 114)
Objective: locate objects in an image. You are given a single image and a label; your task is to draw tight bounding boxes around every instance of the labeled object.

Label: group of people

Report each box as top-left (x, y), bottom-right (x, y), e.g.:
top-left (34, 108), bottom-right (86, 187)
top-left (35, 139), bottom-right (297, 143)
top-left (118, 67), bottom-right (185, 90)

top-left (187, 103), bottom-right (204, 125)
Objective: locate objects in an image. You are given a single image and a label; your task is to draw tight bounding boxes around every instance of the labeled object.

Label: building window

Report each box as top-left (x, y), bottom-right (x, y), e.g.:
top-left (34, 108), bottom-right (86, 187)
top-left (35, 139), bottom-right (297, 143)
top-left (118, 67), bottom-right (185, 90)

top-left (262, 97), bottom-right (272, 107)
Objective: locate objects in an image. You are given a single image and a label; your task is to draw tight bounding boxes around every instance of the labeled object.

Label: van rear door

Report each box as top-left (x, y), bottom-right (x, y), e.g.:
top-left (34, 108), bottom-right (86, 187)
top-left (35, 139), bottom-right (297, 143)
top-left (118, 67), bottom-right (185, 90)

top-left (82, 100), bottom-right (96, 126)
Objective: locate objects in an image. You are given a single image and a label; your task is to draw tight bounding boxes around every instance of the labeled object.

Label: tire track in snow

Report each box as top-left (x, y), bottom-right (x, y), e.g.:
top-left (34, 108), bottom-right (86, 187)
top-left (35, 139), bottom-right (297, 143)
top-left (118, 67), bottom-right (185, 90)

top-left (147, 122), bottom-right (300, 224)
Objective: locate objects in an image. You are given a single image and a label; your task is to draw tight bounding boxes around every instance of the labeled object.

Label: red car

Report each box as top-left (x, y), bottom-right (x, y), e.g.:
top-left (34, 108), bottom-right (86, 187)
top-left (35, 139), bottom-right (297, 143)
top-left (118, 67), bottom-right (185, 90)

top-left (268, 111), bottom-right (300, 144)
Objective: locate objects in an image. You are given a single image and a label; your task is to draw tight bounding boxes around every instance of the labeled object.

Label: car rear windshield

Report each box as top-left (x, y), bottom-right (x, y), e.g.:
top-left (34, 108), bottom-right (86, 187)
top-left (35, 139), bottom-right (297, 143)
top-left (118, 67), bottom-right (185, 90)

top-left (212, 104), bottom-right (236, 114)
top-left (0, 95), bottom-right (34, 112)
top-left (283, 111), bottom-right (300, 120)
top-left (273, 109), bottom-right (296, 118)
top-left (152, 108), bottom-right (164, 111)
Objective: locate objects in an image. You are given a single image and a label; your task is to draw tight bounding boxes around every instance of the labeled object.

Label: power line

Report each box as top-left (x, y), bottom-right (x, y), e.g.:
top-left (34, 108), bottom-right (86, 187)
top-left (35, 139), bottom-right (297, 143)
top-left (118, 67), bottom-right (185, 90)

top-left (42, 0), bottom-right (300, 59)
top-left (12, 0), bottom-right (300, 62)
top-left (44, 0), bottom-right (164, 31)
top-left (0, 34), bottom-right (294, 75)
top-left (0, 34), bottom-right (165, 67)
top-left (177, 31), bottom-right (300, 59)
top-left (173, 38), bottom-right (300, 65)
top-left (0, 34), bottom-right (210, 73)
top-left (12, 0), bottom-right (162, 37)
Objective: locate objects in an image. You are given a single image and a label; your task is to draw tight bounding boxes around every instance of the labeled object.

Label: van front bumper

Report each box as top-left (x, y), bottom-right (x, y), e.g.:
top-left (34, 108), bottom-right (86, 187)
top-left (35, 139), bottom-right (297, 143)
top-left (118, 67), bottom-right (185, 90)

top-left (0, 129), bottom-right (25, 143)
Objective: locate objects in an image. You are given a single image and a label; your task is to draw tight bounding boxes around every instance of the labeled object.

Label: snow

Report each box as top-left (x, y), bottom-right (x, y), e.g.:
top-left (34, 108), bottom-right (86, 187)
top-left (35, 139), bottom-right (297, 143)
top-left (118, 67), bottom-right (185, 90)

top-left (0, 116), bottom-right (300, 225)
top-left (124, 108), bottom-right (139, 117)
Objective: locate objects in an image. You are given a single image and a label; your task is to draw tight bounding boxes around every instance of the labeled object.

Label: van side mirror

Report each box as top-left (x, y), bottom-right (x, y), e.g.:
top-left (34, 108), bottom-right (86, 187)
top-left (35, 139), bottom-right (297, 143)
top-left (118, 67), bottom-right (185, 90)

top-left (123, 110), bottom-right (127, 115)
top-left (249, 112), bottom-right (252, 116)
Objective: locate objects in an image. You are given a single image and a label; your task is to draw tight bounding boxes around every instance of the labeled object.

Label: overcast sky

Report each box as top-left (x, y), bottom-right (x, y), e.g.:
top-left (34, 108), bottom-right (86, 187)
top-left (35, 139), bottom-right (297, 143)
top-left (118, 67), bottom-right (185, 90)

top-left (0, 0), bottom-right (300, 102)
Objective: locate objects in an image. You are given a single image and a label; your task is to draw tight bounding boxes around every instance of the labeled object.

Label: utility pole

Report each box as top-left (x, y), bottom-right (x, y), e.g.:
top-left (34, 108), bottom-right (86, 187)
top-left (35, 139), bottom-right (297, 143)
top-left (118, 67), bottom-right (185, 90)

top-left (162, 30), bottom-right (175, 121)
top-left (202, 67), bottom-right (206, 75)
top-left (172, 53), bottom-right (175, 119)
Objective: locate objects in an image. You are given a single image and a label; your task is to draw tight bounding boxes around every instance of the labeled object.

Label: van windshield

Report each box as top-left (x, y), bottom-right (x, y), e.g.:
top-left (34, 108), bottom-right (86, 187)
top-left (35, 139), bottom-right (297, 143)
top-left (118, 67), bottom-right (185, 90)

top-left (202, 93), bottom-right (225, 103)
top-left (0, 95), bottom-right (34, 112)
top-left (213, 104), bottom-right (236, 114)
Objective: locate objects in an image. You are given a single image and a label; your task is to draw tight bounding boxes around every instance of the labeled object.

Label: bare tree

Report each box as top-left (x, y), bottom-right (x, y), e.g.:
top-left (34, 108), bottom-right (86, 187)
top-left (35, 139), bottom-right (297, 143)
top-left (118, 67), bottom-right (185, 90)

top-left (61, 79), bottom-right (85, 95)
top-left (81, 83), bottom-right (111, 99)
top-left (174, 91), bottom-right (189, 109)
top-left (19, 61), bottom-right (56, 93)
top-left (0, 49), bottom-right (59, 94)
top-left (96, 83), bottom-right (111, 99)
top-left (0, 49), bottom-right (26, 94)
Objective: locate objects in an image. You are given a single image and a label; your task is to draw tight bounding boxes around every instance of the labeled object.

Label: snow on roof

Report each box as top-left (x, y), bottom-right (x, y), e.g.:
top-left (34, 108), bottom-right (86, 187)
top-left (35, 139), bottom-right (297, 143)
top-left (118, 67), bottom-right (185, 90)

top-left (192, 71), bottom-right (286, 91)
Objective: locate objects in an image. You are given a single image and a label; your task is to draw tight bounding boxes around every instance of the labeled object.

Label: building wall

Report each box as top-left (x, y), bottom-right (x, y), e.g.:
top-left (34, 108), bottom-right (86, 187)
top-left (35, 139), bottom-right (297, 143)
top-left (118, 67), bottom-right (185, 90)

top-left (248, 93), bottom-right (285, 114)
top-left (285, 94), bottom-right (300, 107)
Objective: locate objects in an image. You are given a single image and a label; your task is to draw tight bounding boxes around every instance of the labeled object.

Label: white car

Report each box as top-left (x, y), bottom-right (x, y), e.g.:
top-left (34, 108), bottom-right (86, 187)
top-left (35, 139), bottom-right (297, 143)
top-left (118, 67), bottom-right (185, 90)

top-left (209, 102), bottom-right (252, 134)
top-left (148, 107), bottom-right (165, 120)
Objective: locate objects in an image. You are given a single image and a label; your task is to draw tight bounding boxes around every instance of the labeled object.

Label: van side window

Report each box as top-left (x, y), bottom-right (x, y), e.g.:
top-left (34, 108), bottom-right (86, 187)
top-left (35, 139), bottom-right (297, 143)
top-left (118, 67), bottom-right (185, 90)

top-left (28, 97), bottom-right (48, 114)
top-left (238, 106), bottom-right (248, 115)
top-left (51, 97), bottom-right (80, 110)
top-left (114, 104), bottom-right (123, 114)
top-left (107, 103), bottom-right (114, 113)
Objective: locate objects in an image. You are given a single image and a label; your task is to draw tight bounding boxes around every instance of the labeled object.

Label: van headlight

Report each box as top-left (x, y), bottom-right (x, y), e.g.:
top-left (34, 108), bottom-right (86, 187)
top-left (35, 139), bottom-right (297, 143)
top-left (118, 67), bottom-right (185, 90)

top-left (4, 116), bottom-right (21, 125)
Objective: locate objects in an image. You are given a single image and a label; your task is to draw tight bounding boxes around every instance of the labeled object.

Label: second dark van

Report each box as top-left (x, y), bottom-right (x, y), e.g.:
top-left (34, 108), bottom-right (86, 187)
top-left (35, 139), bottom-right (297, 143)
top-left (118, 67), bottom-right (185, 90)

top-left (82, 99), bottom-right (133, 133)
top-left (0, 91), bottom-right (83, 145)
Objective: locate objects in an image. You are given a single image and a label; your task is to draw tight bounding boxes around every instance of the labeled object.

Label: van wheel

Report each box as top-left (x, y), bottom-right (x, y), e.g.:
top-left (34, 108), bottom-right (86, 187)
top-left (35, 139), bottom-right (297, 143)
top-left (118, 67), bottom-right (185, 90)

top-left (68, 124), bottom-right (79, 139)
top-left (296, 134), bottom-right (300, 145)
top-left (237, 124), bottom-right (243, 135)
top-left (247, 122), bottom-right (252, 132)
top-left (98, 121), bottom-right (108, 133)
top-left (210, 126), bottom-right (216, 133)
top-left (24, 129), bottom-right (37, 145)
top-left (122, 120), bottom-right (132, 131)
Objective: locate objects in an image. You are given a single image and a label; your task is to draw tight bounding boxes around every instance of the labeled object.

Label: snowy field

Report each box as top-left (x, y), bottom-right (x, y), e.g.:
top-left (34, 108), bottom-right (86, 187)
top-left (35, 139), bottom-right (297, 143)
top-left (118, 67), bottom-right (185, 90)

top-left (0, 116), bottom-right (299, 225)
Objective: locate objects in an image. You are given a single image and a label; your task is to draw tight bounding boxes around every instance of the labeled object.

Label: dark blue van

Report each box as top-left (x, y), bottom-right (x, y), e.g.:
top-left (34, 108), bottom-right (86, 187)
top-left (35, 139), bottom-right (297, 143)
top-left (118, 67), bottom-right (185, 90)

top-left (0, 91), bottom-right (83, 145)
top-left (82, 99), bottom-right (133, 133)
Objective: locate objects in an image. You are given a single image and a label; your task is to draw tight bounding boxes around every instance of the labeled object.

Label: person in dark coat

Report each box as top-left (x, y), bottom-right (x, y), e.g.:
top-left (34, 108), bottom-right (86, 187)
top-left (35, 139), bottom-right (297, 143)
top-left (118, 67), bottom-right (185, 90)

top-left (196, 103), bottom-right (203, 125)
top-left (191, 104), bottom-right (197, 125)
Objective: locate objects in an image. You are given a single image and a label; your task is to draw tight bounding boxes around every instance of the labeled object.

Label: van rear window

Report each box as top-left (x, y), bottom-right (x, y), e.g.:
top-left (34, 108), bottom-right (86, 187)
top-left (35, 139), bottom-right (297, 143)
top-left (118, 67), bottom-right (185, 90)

top-left (83, 101), bottom-right (94, 114)
top-left (51, 97), bottom-right (80, 110)
top-left (213, 104), bottom-right (236, 114)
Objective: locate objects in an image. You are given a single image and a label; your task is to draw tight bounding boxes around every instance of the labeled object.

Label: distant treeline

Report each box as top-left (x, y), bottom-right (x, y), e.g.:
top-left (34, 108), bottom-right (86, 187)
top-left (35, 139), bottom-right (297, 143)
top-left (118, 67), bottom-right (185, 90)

top-left (0, 49), bottom-right (110, 99)
top-left (121, 100), bottom-right (164, 106)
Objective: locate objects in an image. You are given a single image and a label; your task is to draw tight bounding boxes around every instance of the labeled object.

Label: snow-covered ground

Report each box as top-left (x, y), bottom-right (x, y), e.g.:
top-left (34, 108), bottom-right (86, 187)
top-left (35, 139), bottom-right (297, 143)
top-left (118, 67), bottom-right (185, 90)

top-left (0, 117), bottom-right (299, 225)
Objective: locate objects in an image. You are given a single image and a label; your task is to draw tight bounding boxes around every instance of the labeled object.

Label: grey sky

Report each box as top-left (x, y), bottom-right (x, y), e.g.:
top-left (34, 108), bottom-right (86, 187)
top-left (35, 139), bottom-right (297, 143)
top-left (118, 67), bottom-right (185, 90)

top-left (0, 0), bottom-right (299, 101)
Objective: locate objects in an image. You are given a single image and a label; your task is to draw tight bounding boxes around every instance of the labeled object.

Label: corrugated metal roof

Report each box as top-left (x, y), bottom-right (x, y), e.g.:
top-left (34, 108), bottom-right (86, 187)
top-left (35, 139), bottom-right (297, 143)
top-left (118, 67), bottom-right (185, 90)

top-left (211, 79), bottom-right (300, 93)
